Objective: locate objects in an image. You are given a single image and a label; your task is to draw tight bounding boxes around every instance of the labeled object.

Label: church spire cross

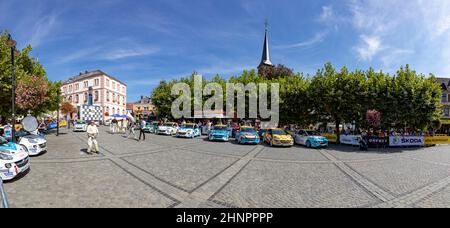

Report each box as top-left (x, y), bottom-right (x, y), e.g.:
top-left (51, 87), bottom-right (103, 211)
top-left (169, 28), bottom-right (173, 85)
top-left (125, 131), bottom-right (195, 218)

top-left (259, 19), bottom-right (273, 68)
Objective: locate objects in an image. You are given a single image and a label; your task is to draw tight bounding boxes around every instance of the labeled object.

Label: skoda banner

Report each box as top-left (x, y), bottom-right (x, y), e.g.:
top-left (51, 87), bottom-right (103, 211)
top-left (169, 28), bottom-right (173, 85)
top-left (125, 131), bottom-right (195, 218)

top-left (389, 136), bottom-right (424, 147)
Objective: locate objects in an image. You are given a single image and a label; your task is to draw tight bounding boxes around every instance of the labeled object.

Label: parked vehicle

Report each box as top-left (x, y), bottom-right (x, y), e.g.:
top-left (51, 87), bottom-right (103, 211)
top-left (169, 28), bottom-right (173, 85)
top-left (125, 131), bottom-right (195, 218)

top-left (176, 124), bottom-right (201, 138)
top-left (208, 125), bottom-right (230, 142)
top-left (73, 120), bottom-right (88, 132)
top-left (18, 133), bottom-right (47, 156)
top-left (235, 126), bottom-right (260, 144)
top-left (293, 129), bottom-right (328, 148)
top-left (263, 128), bottom-right (294, 147)
top-left (157, 122), bottom-right (179, 135)
top-left (0, 136), bottom-right (30, 181)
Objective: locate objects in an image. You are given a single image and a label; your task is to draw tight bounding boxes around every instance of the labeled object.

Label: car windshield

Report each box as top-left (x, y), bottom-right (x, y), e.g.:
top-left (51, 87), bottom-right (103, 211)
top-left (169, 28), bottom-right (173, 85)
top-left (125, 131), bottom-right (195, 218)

top-left (163, 123), bottom-right (174, 127)
top-left (76, 121), bottom-right (86, 124)
top-left (0, 136), bottom-right (8, 145)
top-left (307, 131), bottom-right (320, 136)
top-left (213, 126), bottom-right (227, 131)
top-left (181, 124), bottom-right (195, 129)
top-left (241, 128), bottom-right (255, 133)
top-left (272, 130), bottom-right (287, 135)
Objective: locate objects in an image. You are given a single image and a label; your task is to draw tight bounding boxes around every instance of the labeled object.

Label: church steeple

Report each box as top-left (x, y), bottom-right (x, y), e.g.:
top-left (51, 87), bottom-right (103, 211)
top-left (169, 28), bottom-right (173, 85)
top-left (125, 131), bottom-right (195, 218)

top-left (259, 19), bottom-right (273, 68)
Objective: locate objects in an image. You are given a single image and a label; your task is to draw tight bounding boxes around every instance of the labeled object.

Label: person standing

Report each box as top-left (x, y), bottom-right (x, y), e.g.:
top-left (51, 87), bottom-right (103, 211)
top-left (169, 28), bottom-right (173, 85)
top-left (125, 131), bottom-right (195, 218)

top-left (3, 123), bottom-right (12, 142)
top-left (111, 118), bottom-right (118, 134)
top-left (127, 120), bottom-right (137, 140)
top-left (139, 118), bottom-right (146, 142)
top-left (87, 121), bottom-right (99, 154)
top-left (122, 118), bottom-right (128, 133)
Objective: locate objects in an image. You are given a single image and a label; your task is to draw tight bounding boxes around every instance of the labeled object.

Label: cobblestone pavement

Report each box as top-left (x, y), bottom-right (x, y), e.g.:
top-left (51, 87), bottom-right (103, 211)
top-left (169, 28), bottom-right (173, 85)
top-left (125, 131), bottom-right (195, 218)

top-left (4, 127), bottom-right (450, 208)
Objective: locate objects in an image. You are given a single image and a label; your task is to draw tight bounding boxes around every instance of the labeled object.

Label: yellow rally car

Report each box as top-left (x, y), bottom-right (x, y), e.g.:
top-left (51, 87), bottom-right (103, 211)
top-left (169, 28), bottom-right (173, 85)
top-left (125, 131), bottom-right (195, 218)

top-left (263, 128), bottom-right (294, 147)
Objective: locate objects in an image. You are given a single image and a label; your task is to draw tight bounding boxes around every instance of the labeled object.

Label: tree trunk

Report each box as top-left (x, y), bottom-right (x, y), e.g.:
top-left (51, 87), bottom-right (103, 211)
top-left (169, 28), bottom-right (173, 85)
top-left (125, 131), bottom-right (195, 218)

top-left (335, 120), bottom-right (341, 144)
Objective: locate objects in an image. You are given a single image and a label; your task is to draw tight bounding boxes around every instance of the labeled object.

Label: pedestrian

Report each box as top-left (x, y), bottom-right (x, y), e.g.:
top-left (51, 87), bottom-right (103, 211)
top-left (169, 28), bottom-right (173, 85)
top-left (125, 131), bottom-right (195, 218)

top-left (122, 118), bottom-right (128, 133)
top-left (86, 121), bottom-right (99, 154)
top-left (127, 120), bottom-right (137, 140)
top-left (138, 118), bottom-right (146, 142)
top-left (111, 118), bottom-right (118, 134)
top-left (3, 123), bottom-right (12, 142)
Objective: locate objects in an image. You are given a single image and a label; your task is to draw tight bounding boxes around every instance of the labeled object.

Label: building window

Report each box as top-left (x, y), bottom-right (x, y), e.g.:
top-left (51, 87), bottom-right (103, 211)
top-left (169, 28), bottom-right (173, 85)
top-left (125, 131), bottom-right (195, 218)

top-left (442, 94), bottom-right (448, 103)
top-left (75, 84), bottom-right (79, 91)
top-left (84, 93), bottom-right (88, 103)
top-left (112, 107), bottom-right (116, 114)
top-left (69, 85), bottom-right (73, 92)
top-left (106, 79), bottom-right (110, 87)
top-left (69, 96), bottom-right (72, 102)
top-left (106, 91), bottom-right (110, 102)
top-left (75, 94), bottom-right (79, 103)
top-left (112, 82), bottom-right (116, 90)
top-left (94, 91), bottom-right (99, 102)
top-left (84, 81), bottom-right (88, 88)
top-left (94, 79), bottom-right (100, 86)
top-left (445, 108), bottom-right (450, 117)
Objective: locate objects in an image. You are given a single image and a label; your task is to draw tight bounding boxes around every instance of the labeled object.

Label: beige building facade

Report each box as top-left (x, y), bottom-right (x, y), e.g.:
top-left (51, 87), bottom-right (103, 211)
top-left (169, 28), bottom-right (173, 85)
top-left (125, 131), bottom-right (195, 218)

top-left (61, 70), bottom-right (127, 120)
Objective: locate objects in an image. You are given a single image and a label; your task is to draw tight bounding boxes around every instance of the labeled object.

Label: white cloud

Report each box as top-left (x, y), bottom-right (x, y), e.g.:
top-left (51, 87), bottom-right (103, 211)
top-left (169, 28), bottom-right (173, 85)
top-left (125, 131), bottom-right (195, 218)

top-left (28, 13), bottom-right (58, 47)
top-left (319, 5), bottom-right (334, 22)
top-left (103, 47), bottom-right (160, 60)
top-left (356, 35), bottom-right (382, 61)
top-left (275, 32), bottom-right (327, 49)
top-left (56, 44), bottom-right (159, 63)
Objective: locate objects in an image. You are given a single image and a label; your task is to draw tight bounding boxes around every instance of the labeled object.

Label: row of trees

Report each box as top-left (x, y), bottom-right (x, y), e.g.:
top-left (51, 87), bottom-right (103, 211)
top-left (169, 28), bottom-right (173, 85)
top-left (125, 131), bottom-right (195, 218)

top-left (152, 63), bottom-right (442, 134)
top-left (0, 32), bottom-right (62, 120)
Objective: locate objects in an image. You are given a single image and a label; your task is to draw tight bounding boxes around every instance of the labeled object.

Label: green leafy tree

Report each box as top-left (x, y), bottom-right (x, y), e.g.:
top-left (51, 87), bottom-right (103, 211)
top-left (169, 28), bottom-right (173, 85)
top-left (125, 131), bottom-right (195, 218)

top-left (0, 31), bottom-right (61, 117)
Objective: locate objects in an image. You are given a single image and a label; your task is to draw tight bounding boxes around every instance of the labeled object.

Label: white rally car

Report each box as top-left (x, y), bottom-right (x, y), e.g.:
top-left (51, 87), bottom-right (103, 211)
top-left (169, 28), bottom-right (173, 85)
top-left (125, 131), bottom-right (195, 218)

top-left (157, 122), bottom-right (179, 136)
top-left (73, 120), bottom-right (88, 132)
top-left (0, 136), bottom-right (30, 181)
top-left (18, 132), bottom-right (47, 156)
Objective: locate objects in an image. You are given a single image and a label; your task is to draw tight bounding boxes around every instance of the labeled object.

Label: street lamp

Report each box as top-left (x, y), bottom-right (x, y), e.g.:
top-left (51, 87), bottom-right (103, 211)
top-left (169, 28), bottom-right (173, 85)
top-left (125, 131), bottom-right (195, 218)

top-left (56, 89), bottom-right (61, 136)
top-left (5, 34), bottom-right (17, 143)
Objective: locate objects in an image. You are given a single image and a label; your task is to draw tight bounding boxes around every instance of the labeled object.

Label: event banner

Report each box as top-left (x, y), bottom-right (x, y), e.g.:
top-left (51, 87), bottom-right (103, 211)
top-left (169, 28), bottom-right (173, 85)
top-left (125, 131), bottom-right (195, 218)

top-left (389, 136), bottom-right (424, 147)
top-left (340, 135), bottom-right (360, 146)
top-left (367, 136), bottom-right (389, 148)
top-left (424, 136), bottom-right (450, 145)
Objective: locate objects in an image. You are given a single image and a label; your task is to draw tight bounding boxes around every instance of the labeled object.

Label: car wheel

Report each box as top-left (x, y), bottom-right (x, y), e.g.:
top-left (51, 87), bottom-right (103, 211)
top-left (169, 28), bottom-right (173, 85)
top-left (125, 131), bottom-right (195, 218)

top-left (306, 141), bottom-right (311, 148)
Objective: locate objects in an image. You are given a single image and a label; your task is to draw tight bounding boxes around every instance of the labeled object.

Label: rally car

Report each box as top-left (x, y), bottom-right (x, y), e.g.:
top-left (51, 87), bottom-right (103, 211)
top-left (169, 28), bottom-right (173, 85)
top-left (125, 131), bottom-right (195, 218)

top-left (235, 126), bottom-right (260, 144)
top-left (0, 136), bottom-right (30, 181)
top-left (157, 122), bottom-right (179, 136)
top-left (208, 125), bottom-right (230, 142)
top-left (18, 133), bottom-right (47, 156)
top-left (263, 128), bottom-right (294, 147)
top-left (176, 124), bottom-right (201, 138)
top-left (73, 120), bottom-right (88, 132)
top-left (144, 121), bottom-right (160, 133)
top-left (293, 129), bottom-right (329, 148)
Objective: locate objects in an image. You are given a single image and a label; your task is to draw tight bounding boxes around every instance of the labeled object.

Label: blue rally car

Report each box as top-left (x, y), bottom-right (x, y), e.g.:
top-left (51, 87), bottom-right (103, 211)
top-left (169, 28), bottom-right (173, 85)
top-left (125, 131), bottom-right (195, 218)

top-left (235, 126), bottom-right (260, 144)
top-left (293, 129), bottom-right (329, 148)
top-left (208, 125), bottom-right (230, 142)
top-left (176, 123), bottom-right (201, 138)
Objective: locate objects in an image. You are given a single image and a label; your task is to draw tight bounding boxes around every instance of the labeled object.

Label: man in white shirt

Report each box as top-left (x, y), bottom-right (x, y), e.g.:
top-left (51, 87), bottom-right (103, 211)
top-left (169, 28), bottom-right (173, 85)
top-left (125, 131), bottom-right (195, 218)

top-left (87, 121), bottom-right (99, 154)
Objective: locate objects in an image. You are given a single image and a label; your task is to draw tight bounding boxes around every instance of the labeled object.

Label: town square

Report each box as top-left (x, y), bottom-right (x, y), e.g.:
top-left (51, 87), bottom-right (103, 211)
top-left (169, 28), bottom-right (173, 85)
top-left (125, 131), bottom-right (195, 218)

top-left (1, 0), bottom-right (450, 209)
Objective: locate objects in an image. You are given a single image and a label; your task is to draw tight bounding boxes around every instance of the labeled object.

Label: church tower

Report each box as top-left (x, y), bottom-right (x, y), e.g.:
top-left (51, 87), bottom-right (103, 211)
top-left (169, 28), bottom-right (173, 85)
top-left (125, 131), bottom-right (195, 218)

top-left (258, 19), bottom-right (274, 69)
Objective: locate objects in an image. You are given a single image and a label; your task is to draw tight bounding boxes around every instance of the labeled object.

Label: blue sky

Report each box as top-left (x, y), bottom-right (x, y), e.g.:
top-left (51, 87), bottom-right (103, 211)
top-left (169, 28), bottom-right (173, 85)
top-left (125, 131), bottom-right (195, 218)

top-left (1, 0), bottom-right (450, 102)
